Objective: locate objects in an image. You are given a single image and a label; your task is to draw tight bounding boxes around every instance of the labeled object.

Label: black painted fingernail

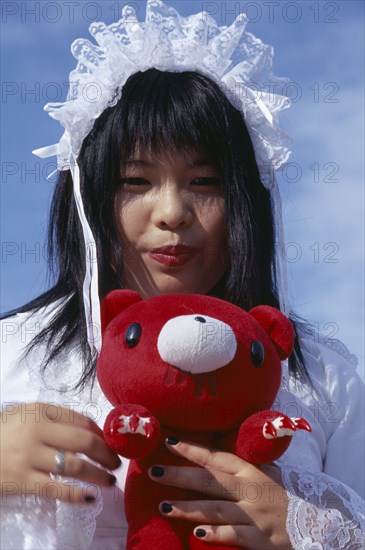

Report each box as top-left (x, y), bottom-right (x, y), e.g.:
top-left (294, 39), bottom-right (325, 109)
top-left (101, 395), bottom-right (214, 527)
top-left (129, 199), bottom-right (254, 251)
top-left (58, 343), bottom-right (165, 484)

top-left (85, 495), bottom-right (96, 503)
top-left (109, 475), bottom-right (117, 486)
top-left (151, 466), bottom-right (164, 478)
top-left (166, 437), bottom-right (180, 445)
top-left (161, 502), bottom-right (173, 514)
top-left (195, 529), bottom-right (206, 538)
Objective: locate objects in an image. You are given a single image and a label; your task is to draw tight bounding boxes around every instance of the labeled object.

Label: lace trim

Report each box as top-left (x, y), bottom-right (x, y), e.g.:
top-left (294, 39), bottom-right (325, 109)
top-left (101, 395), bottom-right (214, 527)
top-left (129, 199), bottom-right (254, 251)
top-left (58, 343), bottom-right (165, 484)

top-left (318, 338), bottom-right (358, 368)
top-left (55, 493), bottom-right (103, 549)
top-left (34, 0), bottom-right (292, 185)
top-left (297, 325), bottom-right (358, 368)
top-left (33, 350), bottom-right (105, 548)
top-left (0, 494), bottom-right (102, 550)
top-left (279, 463), bottom-right (365, 549)
top-left (0, 313), bottom-right (106, 549)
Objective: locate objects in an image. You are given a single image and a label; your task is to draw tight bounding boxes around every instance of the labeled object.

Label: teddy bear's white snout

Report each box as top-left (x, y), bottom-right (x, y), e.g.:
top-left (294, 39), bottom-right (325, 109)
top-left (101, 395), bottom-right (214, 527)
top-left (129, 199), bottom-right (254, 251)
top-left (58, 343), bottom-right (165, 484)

top-left (157, 314), bottom-right (237, 374)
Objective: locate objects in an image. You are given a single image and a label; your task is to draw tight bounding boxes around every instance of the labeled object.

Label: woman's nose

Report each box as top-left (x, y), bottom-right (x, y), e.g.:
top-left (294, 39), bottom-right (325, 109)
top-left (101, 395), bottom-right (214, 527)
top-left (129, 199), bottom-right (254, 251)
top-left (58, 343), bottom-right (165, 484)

top-left (151, 185), bottom-right (193, 229)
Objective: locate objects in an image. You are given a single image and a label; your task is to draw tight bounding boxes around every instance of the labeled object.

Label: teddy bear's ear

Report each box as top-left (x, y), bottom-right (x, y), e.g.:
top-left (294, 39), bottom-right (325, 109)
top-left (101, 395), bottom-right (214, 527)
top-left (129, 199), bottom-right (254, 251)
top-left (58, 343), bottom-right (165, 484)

top-left (249, 306), bottom-right (294, 360)
top-left (101, 290), bottom-right (142, 332)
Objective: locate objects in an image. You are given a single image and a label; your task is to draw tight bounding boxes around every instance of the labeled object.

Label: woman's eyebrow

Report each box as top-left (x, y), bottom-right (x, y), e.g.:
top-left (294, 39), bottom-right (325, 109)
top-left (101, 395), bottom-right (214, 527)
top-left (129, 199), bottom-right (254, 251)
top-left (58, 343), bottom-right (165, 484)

top-left (121, 157), bottom-right (219, 169)
top-left (122, 159), bottom-right (154, 167)
top-left (188, 158), bottom-right (218, 168)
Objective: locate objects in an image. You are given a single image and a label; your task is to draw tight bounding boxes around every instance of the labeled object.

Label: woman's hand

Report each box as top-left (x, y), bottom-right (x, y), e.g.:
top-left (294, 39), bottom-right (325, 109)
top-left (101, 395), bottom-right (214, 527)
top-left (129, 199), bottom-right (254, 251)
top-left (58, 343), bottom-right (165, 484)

top-left (148, 439), bottom-right (291, 549)
top-left (0, 402), bottom-right (121, 504)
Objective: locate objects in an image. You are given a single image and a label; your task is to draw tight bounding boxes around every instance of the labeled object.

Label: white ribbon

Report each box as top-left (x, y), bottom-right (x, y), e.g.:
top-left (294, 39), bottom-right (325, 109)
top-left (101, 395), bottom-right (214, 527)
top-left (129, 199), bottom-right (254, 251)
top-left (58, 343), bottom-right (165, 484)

top-left (32, 144), bottom-right (59, 158)
top-left (69, 156), bottom-right (101, 354)
top-left (33, 145), bottom-right (102, 354)
top-left (271, 181), bottom-right (291, 388)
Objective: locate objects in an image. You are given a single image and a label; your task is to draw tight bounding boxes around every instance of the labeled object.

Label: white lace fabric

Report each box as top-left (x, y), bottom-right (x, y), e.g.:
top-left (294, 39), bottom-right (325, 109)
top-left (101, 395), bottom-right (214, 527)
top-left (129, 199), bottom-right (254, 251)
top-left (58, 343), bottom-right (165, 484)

top-left (276, 335), bottom-right (365, 549)
top-left (34, 0), bottom-right (291, 186)
top-left (0, 494), bottom-right (102, 550)
top-left (280, 465), bottom-right (365, 549)
top-left (0, 308), bottom-right (107, 549)
top-left (32, 353), bottom-right (107, 549)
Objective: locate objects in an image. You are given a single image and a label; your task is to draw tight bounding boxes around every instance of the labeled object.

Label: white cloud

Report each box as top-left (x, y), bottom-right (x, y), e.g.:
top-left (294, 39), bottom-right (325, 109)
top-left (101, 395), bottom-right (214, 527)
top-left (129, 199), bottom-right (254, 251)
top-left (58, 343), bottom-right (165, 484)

top-left (281, 41), bottom-right (364, 377)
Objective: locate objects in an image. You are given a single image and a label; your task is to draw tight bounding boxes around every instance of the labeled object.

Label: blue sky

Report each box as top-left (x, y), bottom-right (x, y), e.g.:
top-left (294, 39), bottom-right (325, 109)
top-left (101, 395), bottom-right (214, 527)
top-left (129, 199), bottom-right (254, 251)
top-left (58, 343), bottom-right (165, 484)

top-left (1, 1), bottom-right (364, 377)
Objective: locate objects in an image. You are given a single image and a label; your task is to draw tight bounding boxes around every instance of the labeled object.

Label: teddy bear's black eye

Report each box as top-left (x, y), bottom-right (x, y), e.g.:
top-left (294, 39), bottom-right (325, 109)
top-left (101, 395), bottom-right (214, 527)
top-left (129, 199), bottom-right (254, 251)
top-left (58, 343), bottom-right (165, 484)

top-left (251, 340), bottom-right (265, 367)
top-left (125, 323), bottom-right (142, 348)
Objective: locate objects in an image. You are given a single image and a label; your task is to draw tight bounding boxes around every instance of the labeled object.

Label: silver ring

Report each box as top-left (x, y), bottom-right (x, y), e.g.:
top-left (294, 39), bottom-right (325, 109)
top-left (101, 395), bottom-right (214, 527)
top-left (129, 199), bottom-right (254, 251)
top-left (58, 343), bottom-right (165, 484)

top-left (54, 450), bottom-right (66, 475)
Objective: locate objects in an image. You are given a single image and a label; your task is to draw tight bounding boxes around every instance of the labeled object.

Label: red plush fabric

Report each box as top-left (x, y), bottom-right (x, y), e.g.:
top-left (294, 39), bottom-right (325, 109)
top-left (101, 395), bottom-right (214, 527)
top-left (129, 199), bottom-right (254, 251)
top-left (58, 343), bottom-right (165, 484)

top-left (97, 291), bottom-right (306, 550)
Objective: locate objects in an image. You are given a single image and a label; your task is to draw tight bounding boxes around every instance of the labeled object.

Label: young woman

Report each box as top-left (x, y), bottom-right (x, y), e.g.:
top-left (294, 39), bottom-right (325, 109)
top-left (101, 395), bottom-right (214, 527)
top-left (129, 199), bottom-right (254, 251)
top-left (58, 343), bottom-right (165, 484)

top-left (1, 2), bottom-right (364, 549)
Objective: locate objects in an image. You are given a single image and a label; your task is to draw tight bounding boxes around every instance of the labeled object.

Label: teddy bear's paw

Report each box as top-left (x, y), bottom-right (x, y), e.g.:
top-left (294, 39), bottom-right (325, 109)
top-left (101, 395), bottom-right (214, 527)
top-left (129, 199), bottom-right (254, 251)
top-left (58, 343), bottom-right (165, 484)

top-left (116, 414), bottom-right (155, 439)
top-left (263, 416), bottom-right (311, 439)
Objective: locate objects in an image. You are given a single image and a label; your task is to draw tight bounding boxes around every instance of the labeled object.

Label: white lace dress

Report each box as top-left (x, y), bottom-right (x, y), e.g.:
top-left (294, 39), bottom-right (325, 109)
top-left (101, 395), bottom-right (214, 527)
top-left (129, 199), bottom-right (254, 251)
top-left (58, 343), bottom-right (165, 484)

top-left (1, 306), bottom-right (364, 549)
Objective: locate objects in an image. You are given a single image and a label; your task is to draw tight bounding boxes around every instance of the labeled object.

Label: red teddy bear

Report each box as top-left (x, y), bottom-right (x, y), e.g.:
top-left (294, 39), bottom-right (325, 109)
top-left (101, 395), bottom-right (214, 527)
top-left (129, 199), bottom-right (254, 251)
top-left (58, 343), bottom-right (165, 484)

top-left (97, 290), bottom-right (311, 550)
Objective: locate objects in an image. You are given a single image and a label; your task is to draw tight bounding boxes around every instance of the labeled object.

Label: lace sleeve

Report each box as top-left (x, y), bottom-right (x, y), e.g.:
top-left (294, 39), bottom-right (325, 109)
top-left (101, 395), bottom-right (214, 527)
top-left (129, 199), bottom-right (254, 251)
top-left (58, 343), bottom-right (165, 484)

top-left (279, 463), bottom-right (365, 549)
top-left (276, 335), bottom-right (365, 549)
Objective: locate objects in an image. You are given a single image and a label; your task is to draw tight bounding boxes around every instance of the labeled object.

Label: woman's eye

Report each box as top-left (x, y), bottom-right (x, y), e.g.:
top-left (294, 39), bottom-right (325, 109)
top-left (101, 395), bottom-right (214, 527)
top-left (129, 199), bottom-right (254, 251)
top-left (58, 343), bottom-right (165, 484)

top-left (191, 178), bottom-right (221, 187)
top-left (120, 178), bottom-right (150, 187)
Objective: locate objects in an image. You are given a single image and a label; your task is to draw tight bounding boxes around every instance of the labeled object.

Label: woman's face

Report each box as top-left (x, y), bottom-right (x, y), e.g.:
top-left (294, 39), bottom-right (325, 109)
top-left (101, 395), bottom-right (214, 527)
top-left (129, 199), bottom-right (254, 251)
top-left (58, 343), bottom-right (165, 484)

top-left (114, 148), bottom-right (228, 298)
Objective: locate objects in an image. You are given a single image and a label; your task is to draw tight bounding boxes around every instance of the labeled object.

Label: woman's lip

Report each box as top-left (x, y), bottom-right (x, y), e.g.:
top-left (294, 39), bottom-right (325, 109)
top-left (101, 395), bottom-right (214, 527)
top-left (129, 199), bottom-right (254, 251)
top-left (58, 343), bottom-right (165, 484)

top-left (151, 245), bottom-right (195, 255)
top-left (150, 246), bottom-right (196, 267)
top-left (150, 253), bottom-right (195, 267)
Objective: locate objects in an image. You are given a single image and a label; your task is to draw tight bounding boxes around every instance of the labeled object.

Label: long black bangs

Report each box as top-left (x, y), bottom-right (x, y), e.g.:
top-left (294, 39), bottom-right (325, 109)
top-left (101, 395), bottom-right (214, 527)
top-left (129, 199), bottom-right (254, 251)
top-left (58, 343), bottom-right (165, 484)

top-left (115, 69), bottom-right (233, 165)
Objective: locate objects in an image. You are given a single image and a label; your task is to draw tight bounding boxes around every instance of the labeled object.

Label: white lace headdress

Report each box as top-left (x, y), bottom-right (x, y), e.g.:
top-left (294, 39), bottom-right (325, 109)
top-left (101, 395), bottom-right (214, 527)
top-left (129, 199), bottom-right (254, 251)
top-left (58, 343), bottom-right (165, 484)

top-left (33, 0), bottom-right (292, 358)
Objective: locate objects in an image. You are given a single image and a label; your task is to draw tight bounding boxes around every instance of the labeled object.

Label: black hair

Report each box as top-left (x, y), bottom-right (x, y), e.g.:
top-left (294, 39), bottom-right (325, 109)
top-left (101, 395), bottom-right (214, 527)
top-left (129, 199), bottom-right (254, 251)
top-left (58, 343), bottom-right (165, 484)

top-left (3, 69), bottom-right (310, 389)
